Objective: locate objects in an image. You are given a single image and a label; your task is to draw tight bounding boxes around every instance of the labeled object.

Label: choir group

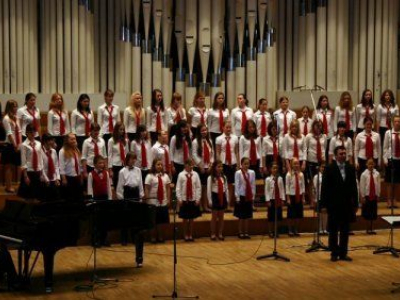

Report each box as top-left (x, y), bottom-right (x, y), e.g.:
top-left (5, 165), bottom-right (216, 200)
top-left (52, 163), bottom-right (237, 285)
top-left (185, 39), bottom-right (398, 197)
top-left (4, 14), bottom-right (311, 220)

top-left (2, 88), bottom-right (400, 245)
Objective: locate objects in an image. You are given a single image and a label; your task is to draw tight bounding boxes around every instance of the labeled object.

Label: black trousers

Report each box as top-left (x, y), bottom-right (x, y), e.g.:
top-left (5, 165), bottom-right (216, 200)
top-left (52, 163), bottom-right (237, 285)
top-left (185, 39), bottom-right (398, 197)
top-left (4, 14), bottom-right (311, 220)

top-left (328, 216), bottom-right (350, 258)
top-left (121, 229), bottom-right (144, 264)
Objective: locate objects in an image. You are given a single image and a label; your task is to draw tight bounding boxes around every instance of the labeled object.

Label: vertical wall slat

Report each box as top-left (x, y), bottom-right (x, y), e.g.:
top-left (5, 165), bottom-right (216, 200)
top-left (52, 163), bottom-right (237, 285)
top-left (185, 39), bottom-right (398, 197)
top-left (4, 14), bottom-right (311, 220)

top-left (285, 0), bottom-right (293, 91)
top-left (29, 0), bottom-right (38, 92)
top-left (305, 4), bottom-right (316, 89)
top-left (2, 0), bottom-right (8, 93)
top-left (277, 0), bottom-right (285, 91)
top-left (107, 0), bottom-right (115, 90)
top-left (71, 0), bottom-right (79, 93)
top-left (64, 0), bottom-right (72, 93)
top-left (366, 0), bottom-right (375, 89)
top-left (10, 0), bottom-right (17, 93)
top-left (93, 0), bottom-right (100, 92)
top-left (78, 3), bottom-right (87, 91)
top-left (49, 0), bottom-right (57, 92)
top-left (381, 0), bottom-right (389, 90)
top-left (374, 0), bottom-right (383, 99)
top-left (358, 0), bottom-right (367, 93)
top-left (351, 0), bottom-right (360, 92)
top-left (327, 0), bottom-right (337, 91)
top-left (292, 0), bottom-right (299, 88)
top-left (99, 0), bottom-right (107, 90)
top-left (22, 0), bottom-right (30, 92)
top-left (16, 0), bottom-right (23, 93)
top-left (56, 0), bottom-right (64, 92)
top-left (316, 2), bottom-right (327, 90)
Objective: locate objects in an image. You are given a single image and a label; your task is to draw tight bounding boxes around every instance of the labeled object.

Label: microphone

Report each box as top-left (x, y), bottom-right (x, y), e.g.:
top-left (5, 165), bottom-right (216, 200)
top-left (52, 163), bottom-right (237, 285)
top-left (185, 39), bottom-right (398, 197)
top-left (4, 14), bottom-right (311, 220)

top-left (293, 85), bottom-right (307, 91)
top-left (313, 85), bottom-right (326, 91)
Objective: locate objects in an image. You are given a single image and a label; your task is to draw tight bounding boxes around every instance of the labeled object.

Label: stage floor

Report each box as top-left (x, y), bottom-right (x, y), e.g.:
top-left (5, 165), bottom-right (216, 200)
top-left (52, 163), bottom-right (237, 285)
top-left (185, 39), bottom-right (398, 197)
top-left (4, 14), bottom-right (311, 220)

top-left (2, 231), bottom-right (400, 299)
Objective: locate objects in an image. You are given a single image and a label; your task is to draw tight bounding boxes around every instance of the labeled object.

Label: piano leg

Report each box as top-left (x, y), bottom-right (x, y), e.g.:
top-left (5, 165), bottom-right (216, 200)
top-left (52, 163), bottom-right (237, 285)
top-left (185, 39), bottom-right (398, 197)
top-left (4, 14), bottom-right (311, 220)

top-left (42, 248), bottom-right (56, 293)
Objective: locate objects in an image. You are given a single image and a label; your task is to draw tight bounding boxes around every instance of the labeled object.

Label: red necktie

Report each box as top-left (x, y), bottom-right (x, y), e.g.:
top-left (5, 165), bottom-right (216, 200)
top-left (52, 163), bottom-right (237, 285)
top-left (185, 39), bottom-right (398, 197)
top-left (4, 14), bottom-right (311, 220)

top-left (316, 136), bottom-right (322, 162)
top-left (175, 110), bottom-right (181, 123)
top-left (295, 172), bottom-right (301, 203)
top-left (107, 106), bottom-right (114, 133)
top-left (369, 171), bottom-right (376, 200)
top-left (31, 142), bottom-right (38, 171)
top-left (274, 178), bottom-right (282, 207)
top-left (203, 141), bottom-right (210, 164)
top-left (28, 108), bottom-right (38, 132)
top-left (46, 150), bottom-right (56, 179)
top-left (14, 121), bottom-right (21, 146)
top-left (163, 146), bottom-right (170, 172)
top-left (322, 112), bottom-right (328, 134)
top-left (93, 140), bottom-right (99, 156)
top-left (183, 140), bottom-right (189, 162)
top-left (186, 173), bottom-right (193, 200)
top-left (83, 112), bottom-right (90, 136)
top-left (218, 177), bottom-right (224, 206)
top-left (157, 174), bottom-right (164, 205)
top-left (219, 109), bottom-right (224, 132)
top-left (119, 141), bottom-right (126, 165)
top-left (365, 134), bottom-right (374, 159)
top-left (57, 110), bottom-right (65, 135)
top-left (74, 153), bottom-right (80, 175)
top-left (283, 112), bottom-right (288, 134)
top-left (198, 109), bottom-right (205, 125)
top-left (303, 120), bottom-right (308, 135)
top-left (225, 137), bottom-right (232, 165)
top-left (242, 170), bottom-right (253, 201)
top-left (250, 138), bottom-right (257, 165)
top-left (293, 136), bottom-right (299, 158)
top-left (387, 107), bottom-right (391, 129)
top-left (156, 107), bottom-right (162, 132)
top-left (394, 133), bottom-right (400, 157)
top-left (135, 111), bottom-right (141, 128)
top-left (272, 138), bottom-right (278, 162)
top-left (241, 110), bottom-right (247, 134)
top-left (260, 114), bottom-right (267, 137)
top-left (345, 109), bottom-right (350, 131)
top-left (366, 107), bottom-right (370, 118)
top-left (141, 141), bottom-right (148, 168)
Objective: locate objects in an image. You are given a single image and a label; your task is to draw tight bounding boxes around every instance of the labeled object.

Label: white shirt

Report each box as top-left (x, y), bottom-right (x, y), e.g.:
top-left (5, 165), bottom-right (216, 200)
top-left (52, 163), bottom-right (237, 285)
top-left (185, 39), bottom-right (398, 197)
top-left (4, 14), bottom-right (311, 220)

top-left (334, 106), bottom-right (356, 132)
top-left (87, 170), bottom-right (112, 200)
top-left (176, 170), bottom-right (201, 202)
top-left (123, 107), bottom-right (145, 134)
top-left (81, 137), bottom-right (107, 168)
top-left (170, 135), bottom-right (191, 165)
top-left (188, 107), bottom-right (208, 128)
top-left (3, 115), bottom-right (22, 146)
top-left (166, 107), bottom-right (187, 127)
top-left (207, 108), bottom-right (230, 134)
top-left (239, 136), bottom-right (262, 163)
top-left (304, 134), bottom-right (327, 163)
top-left (285, 171), bottom-right (305, 196)
top-left (313, 172), bottom-right (323, 201)
top-left (355, 103), bottom-right (375, 129)
top-left (145, 173), bottom-right (171, 206)
top-left (47, 110), bottom-right (71, 136)
top-left (151, 142), bottom-right (171, 172)
top-left (17, 105), bottom-right (40, 137)
top-left (253, 110), bottom-right (272, 137)
top-left (20, 139), bottom-right (43, 171)
top-left (273, 109), bottom-right (297, 136)
top-left (282, 134), bottom-right (306, 161)
top-left (97, 104), bottom-right (121, 135)
top-left (59, 149), bottom-right (82, 176)
top-left (206, 175), bottom-right (229, 206)
top-left (116, 166), bottom-right (144, 200)
top-left (265, 176), bottom-right (285, 202)
top-left (359, 169), bottom-right (380, 198)
top-left (329, 135), bottom-right (353, 161)
top-left (234, 169), bottom-right (256, 200)
top-left (383, 130), bottom-right (400, 164)
top-left (107, 138), bottom-right (129, 168)
top-left (313, 108), bottom-right (334, 138)
top-left (192, 139), bottom-right (214, 169)
top-left (146, 106), bottom-right (167, 132)
top-left (376, 104), bottom-right (399, 128)
top-left (216, 133), bottom-right (239, 165)
top-left (261, 136), bottom-right (283, 157)
top-left (41, 147), bottom-right (60, 182)
top-left (231, 106), bottom-right (254, 136)
top-left (71, 109), bottom-right (94, 136)
top-left (298, 117), bottom-right (312, 136)
top-left (131, 140), bottom-right (153, 170)
top-left (354, 130), bottom-right (381, 165)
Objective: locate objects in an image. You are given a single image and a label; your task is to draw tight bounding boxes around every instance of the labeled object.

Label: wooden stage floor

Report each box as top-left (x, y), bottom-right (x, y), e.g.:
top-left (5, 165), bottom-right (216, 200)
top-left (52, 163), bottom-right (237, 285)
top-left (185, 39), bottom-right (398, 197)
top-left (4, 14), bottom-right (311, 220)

top-left (2, 231), bottom-right (400, 299)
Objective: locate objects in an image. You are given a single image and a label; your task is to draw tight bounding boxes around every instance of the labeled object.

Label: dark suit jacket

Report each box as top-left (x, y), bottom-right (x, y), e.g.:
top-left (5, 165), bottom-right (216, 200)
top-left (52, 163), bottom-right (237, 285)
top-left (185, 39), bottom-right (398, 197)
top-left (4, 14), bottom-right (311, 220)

top-left (320, 161), bottom-right (359, 223)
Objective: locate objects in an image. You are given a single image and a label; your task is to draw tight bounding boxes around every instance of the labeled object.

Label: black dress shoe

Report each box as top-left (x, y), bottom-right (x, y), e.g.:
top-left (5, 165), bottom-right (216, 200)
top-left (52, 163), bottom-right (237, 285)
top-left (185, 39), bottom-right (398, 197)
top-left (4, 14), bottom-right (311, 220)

top-left (330, 256), bottom-right (338, 262)
top-left (339, 256), bottom-right (353, 261)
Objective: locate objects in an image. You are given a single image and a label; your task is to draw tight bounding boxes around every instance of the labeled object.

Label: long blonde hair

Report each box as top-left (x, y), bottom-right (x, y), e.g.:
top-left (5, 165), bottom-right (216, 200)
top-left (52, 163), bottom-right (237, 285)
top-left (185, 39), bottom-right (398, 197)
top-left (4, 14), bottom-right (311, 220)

top-left (62, 133), bottom-right (81, 159)
top-left (49, 93), bottom-right (65, 111)
top-left (129, 91), bottom-right (144, 119)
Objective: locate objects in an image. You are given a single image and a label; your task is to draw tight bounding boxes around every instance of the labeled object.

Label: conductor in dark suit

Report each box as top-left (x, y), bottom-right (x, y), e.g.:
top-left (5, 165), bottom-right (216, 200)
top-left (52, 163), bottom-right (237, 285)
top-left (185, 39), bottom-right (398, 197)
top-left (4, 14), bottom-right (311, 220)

top-left (321, 146), bottom-right (359, 261)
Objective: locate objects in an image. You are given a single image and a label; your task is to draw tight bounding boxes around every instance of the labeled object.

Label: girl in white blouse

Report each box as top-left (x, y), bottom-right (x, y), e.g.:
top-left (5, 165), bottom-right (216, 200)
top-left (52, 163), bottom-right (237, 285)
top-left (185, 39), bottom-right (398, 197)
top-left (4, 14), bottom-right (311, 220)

top-left (207, 92), bottom-right (230, 147)
top-left (18, 124), bottom-right (43, 199)
top-left (81, 123), bottom-right (107, 175)
top-left (188, 91), bottom-right (208, 137)
top-left (48, 93), bottom-right (71, 151)
top-left (207, 160), bottom-right (229, 241)
top-left (192, 124), bottom-right (214, 212)
top-left (17, 92), bottom-right (41, 140)
top-left (145, 158), bottom-right (171, 243)
top-left (298, 106), bottom-right (312, 136)
top-left (312, 163), bottom-right (327, 234)
top-left (170, 120), bottom-right (192, 183)
top-left (313, 95), bottom-right (334, 140)
top-left (261, 122), bottom-right (283, 175)
top-left (239, 119), bottom-right (262, 178)
top-left (329, 121), bottom-right (354, 164)
top-left (71, 94), bottom-right (93, 151)
top-left (151, 130), bottom-right (172, 176)
top-left (124, 91), bottom-right (146, 142)
top-left (231, 93), bottom-right (254, 137)
top-left (97, 89), bottom-right (121, 147)
top-left (273, 96), bottom-right (297, 137)
top-left (166, 92), bottom-right (186, 140)
top-left (253, 98), bottom-right (272, 138)
top-left (334, 91), bottom-right (356, 139)
top-left (356, 89), bottom-right (375, 134)
top-left (3, 100), bottom-right (22, 193)
top-left (107, 122), bottom-right (129, 189)
top-left (131, 125), bottom-right (153, 183)
top-left (40, 134), bottom-right (61, 201)
top-left (283, 120), bottom-right (306, 172)
top-left (146, 89), bottom-right (167, 144)
top-left (376, 89), bottom-right (399, 144)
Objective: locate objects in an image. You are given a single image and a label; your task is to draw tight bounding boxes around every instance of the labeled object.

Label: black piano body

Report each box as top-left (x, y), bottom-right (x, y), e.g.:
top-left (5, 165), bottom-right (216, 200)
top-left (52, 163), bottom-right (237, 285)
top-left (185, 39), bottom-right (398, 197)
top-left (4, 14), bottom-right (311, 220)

top-left (0, 199), bottom-right (155, 292)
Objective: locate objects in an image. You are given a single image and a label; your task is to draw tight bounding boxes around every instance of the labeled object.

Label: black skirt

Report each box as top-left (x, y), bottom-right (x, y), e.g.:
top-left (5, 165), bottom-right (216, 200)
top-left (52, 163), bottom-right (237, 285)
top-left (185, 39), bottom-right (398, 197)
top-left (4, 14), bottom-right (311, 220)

top-left (249, 159), bottom-right (262, 179)
top-left (287, 195), bottom-right (304, 219)
top-left (150, 132), bottom-right (158, 145)
top-left (210, 132), bottom-right (221, 152)
top-left (379, 127), bottom-right (388, 146)
top-left (155, 206), bottom-right (170, 224)
top-left (18, 171), bottom-right (41, 199)
top-left (1, 143), bottom-right (21, 166)
top-left (63, 176), bottom-right (84, 202)
top-left (179, 201), bottom-right (202, 219)
top-left (267, 200), bottom-right (283, 222)
top-left (76, 136), bottom-right (87, 152)
top-left (123, 186), bottom-right (140, 200)
top-left (211, 192), bottom-right (228, 211)
top-left (234, 196), bottom-right (253, 219)
top-left (102, 134), bottom-right (112, 152)
top-left (362, 196), bottom-right (378, 221)
top-left (385, 160), bottom-right (400, 183)
top-left (223, 164), bottom-right (236, 184)
top-left (193, 167), bottom-right (209, 185)
top-left (173, 163), bottom-right (184, 184)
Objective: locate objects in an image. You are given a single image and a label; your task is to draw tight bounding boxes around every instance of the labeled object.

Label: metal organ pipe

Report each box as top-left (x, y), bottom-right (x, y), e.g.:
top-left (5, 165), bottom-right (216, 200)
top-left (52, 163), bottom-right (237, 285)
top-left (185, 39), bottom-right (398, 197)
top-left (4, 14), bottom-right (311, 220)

top-left (174, 0), bottom-right (186, 103)
top-left (246, 0), bottom-right (257, 109)
top-left (185, 0), bottom-right (197, 107)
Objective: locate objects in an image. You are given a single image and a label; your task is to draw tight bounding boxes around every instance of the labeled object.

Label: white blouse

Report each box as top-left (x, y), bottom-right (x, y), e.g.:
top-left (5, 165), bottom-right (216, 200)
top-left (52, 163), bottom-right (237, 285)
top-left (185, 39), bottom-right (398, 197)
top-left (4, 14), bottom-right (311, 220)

top-left (123, 107), bottom-right (145, 134)
top-left (116, 166), bottom-right (144, 200)
top-left (131, 140), bottom-right (153, 170)
top-left (298, 117), bottom-right (312, 136)
top-left (47, 109), bottom-right (71, 136)
top-left (328, 135), bottom-right (353, 161)
top-left (355, 104), bottom-right (375, 129)
top-left (21, 139), bottom-right (43, 171)
top-left (261, 136), bottom-right (283, 157)
top-left (206, 175), bottom-right (229, 206)
top-left (71, 109), bottom-right (94, 136)
top-left (17, 105), bottom-right (41, 137)
top-left (265, 176), bottom-right (285, 202)
top-left (59, 149), bottom-right (82, 176)
top-left (359, 169), bottom-right (380, 198)
top-left (107, 138), bottom-right (129, 168)
top-left (376, 104), bottom-right (399, 128)
top-left (207, 108), bottom-right (230, 134)
top-left (216, 133), bottom-right (239, 165)
top-left (282, 134), bottom-right (306, 161)
top-left (273, 109), bottom-right (297, 136)
top-left (145, 173), bottom-right (171, 206)
top-left (304, 134), bottom-right (327, 163)
top-left (3, 115), bottom-right (22, 146)
top-left (170, 135), bottom-right (192, 165)
top-left (231, 106), bottom-right (254, 136)
top-left (146, 106), bottom-right (167, 132)
top-left (239, 136), bottom-right (262, 163)
top-left (151, 141), bottom-right (171, 172)
top-left (97, 104), bottom-right (121, 135)
top-left (383, 130), bottom-right (400, 163)
top-left (234, 169), bottom-right (256, 200)
top-left (334, 106), bottom-right (356, 132)
top-left (192, 139), bottom-right (214, 169)
top-left (41, 147), bottom-right (60, 182)
top-left (253, 110), bottom-right (272, 137)
top-left (285, 171), bottom-right (305, 196)
top-left (81, 137), bottom-right (107, 168)
top-left (176, 170), bottom-right (202, 202)
top-left (188, 107), bottom-right (208, 128)
top-left (166, 107), bottom-right (187, 127)
top-left (354, 131), bottom-right (381, 165)
top-left (313, 108), bottom-right (334, 138)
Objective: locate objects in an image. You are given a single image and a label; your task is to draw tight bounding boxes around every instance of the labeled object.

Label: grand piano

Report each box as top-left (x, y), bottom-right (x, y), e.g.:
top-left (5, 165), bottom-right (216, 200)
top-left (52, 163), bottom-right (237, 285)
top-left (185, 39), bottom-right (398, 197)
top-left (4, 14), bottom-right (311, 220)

top-left (0, 199), bottom-right (155, 292)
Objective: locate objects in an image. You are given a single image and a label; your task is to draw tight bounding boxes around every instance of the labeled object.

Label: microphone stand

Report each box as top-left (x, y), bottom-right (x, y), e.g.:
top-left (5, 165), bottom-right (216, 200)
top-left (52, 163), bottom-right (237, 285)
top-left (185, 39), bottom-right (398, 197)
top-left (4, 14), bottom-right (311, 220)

top-left (152, 189), bottom-right (199, 299)
top-left (374, 129), bottom-right (400, 257)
